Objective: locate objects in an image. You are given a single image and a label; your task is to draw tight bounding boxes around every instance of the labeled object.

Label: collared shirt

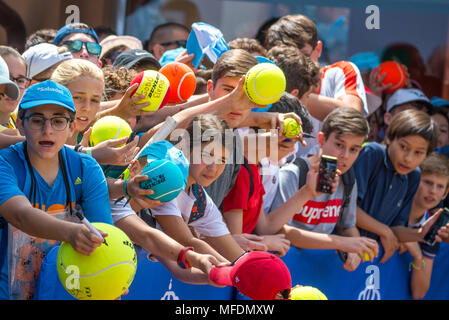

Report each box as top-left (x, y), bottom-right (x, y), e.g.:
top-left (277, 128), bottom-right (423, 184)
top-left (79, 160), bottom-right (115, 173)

top-left (353, 142), bottom-right (421, 239)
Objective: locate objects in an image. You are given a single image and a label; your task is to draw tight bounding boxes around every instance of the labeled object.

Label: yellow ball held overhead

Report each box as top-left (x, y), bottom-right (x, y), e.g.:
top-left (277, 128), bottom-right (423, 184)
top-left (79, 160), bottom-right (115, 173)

top-left (244, 63), bottom-right (286, 105)
top-left (283, 118), bottom-right (302, 138)
top-left (89, 116), bottom-right (132, 148)
top-left (56, 223), bottom-right (137, 300)
top-left (290, 286), bottom-right (328, 300)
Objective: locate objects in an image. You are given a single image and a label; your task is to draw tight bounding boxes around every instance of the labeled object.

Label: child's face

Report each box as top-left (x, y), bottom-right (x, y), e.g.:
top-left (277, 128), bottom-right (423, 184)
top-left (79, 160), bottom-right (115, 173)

top-left (18, 104), bottom-right (74, 160)
top-left (189, 141), bottom-right (230, 187)
top-left (207, 77), bottom-right (251, 129)
top-left (319, 132), bottom-right (364, 174)
top-left (0, 55), bottom-right (27, 113)
top-left (386, 135), bottom-right (429, 175)
top-left (414, 172), bottom-right (449, 210)
top-left (431, 113), bottom-right (449, 148)
top-left (66, 76), bottom-right (103, 132)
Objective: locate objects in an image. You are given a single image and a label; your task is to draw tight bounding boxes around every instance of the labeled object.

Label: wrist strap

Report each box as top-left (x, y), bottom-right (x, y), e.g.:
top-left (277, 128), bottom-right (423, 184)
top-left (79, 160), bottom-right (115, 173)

top-left (409, 259), bottom-right (426, 271)
top-left (74, 144), bottom-right (82, 153)
top-left (177, 247), bottom-right (194, 269)
top-left (123, 179), bottom-right (131, 198)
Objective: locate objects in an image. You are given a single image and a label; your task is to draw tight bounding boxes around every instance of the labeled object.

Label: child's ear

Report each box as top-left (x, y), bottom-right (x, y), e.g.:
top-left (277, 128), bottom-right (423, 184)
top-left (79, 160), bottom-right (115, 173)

top-left (16, 118), bottom-right (25, 136)
top-left (289, 89), bottom-right (300, 98)
top-left (206, 79), bottom-right (215, 98)
top-left (317, 131), bottom-right (325, 147)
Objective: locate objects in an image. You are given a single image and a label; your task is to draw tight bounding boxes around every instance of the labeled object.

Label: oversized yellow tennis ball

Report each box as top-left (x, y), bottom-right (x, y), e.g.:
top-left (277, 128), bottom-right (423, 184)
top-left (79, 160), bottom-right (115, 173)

top-left (244, 63), bottom-right (286, 105)
top-left (290, 286), bottom-right (328, 300)
top-left (56, 223), bottom-right (137, 300)
top-left (89, 116), bottom-right (132, 147)
top-left (283, 118), bottom-right (302, 138)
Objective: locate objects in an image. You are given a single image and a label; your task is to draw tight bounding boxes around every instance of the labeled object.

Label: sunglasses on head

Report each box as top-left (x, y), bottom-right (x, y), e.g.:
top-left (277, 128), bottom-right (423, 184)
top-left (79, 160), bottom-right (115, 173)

top-left (159, 40), bottom-right (187, 48)
top-left (62, 40), bottom-right (102, 56)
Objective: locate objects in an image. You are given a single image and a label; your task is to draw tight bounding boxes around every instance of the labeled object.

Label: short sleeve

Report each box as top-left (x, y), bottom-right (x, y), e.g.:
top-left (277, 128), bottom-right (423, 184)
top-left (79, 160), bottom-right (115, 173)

top-left (270, 162), bottom-right (301, 211)
top-left (0, 155), bottom-right (26, 207)
top-left (222, 164), bottom-right (249, 213)
top-left (80, 155), bottom-right (113, 224)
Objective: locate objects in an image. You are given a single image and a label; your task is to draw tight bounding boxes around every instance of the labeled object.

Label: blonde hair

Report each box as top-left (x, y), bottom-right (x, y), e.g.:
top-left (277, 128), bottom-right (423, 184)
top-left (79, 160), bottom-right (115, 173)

top-left (51, 58), bottom-right (104, 88)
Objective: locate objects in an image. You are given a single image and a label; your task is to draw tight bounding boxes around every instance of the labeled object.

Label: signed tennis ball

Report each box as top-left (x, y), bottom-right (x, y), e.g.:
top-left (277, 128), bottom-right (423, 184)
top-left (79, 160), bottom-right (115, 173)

top-left (89, 116), bottom-right (132, 147)
top-left (159, 62), bottom-right (196, 104)
top-left (56, 223), bottom-right (137, 300)
top-left (376, 61), bottom-right (407, 94)
top-left (244, 63), bottom-right (286, 105)
top-left (283, 118), bottom-right (302, 138)
top-left (290, 286), bottom-right (328, 300)
top-left (130, 70), bottom-right (171, 111)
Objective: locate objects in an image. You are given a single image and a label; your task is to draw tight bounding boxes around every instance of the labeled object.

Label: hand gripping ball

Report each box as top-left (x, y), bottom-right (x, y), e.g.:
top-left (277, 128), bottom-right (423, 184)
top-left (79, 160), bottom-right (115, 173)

top-left (56, 223), bottom-right (137, 300)
top-left (376, 61), bottom-right (407, 94)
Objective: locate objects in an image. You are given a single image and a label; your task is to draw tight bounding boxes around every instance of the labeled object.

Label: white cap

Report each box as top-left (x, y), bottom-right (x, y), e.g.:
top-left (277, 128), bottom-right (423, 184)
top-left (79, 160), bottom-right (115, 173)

top-left (0, 56), bottom-right (19, 100)
top-left (22, 43), bottom-right (73, 79)
top-left (99, 35), bottom-right (143, 60)
top-left (386, 88), bottom-right (432, 113)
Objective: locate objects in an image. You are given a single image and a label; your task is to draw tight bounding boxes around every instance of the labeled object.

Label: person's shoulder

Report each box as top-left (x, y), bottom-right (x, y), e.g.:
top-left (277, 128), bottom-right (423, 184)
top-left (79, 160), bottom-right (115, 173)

top-left (0, 142), bottom-right (24, 160)
top-left (360, 142), bottom-right (385, 155)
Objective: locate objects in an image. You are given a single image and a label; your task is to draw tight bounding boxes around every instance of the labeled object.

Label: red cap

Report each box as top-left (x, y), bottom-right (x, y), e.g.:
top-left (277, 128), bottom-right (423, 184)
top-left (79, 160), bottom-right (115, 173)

top-left (209, 251), bottom-right (292, 300)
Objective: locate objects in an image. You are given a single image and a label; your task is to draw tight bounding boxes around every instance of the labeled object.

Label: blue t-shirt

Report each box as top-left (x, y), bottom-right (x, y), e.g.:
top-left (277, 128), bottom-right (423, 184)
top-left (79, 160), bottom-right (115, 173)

top-left (353, 142), bottom-right (421, 240)
top-left (0, 142), bottom-right (113, 299)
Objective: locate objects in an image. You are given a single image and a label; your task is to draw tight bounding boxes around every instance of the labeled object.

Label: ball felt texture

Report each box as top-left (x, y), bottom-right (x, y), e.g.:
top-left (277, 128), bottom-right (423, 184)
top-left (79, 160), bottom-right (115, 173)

top-left (56, 223), bottom-right (137, 300)
top-left (159, 62), bottom-right (196, 103)
top-left (89, 116), bottom-right (132, 147)
top-left (290, 286), bottom-right (328, 300)
top-left (130, 70), bottom-right (171, 111)
top-left (376, 61), bottom-right (407, 94)
top-left (140, 159), bottom-right (186, 202)
top-left (244, 63), bottom-right (286, 105)
top-left (283, 118), bottom-right (302, 138)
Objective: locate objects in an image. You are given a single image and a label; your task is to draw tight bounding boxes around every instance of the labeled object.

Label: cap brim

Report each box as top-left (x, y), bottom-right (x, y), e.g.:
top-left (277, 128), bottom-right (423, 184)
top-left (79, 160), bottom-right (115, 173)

top-left (0, 76), bottom-right (20, 100)
top-left (126, 56), bottom-right (161, 70)
top-left (366, 93), bottom-right (382, 116)
top-left (209, 266), bottom-right (234, 286)
top-left (20, 99), bottom-right (75, 113)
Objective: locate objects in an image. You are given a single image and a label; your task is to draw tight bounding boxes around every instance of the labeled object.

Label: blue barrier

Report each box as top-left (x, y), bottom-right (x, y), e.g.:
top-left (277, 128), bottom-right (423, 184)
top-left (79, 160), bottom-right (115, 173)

top-left (35, 242), bottom-right (449, 300)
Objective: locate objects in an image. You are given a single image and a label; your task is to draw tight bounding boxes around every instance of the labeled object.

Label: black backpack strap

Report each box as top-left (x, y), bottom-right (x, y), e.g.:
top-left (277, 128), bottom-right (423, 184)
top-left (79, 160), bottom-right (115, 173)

top-left (293, 157), bottom-right (309, 190)
top-left (336, 167), bottom-right (356, 226)
top-left (242, 158), bottom-right (254, 202)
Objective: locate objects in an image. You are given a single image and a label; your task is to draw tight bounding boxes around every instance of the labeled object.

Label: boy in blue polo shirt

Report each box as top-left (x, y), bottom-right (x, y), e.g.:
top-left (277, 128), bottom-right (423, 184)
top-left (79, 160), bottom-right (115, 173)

top-left (354, 109), bottom-right (438, 263)
top-left (0, 80), bottom-right (112, 299)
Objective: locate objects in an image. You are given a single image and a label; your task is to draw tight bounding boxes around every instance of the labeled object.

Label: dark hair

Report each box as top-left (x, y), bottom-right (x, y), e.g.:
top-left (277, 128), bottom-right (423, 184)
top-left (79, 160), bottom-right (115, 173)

top-left (185, 114), bottom-right (231, 151)
top-left (228, 38), bottom-right (267, 57)
top-left (211, 49), bottom-right (258, 86)
top-left (147, 22), bottom-right (190, 51)
top-left (255, 17), bottom-right (280, 48)
top-left (269, 92), bottom-right (314, 134)
top-left (194, 68), bottom-right (212, 95)
top-left (103, 66), bottom-right (138, 100)
top-left (321, 108), bottom-right (369, 141)
top-left (265, 14), bottom-right (318, 51)
top-left (386, 109), bottom-right (438, 154)
top-left (267, 45), bottom-right (320, 97)
top-left (25, 29), bottom-right (58, 51)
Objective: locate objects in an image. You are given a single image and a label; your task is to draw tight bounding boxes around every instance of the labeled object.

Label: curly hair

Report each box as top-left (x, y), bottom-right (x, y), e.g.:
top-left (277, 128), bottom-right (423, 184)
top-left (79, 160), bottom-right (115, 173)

top-left (267, 45), bottom-right (320, 98)
top-left (102, 66), bottom-right (138, 100)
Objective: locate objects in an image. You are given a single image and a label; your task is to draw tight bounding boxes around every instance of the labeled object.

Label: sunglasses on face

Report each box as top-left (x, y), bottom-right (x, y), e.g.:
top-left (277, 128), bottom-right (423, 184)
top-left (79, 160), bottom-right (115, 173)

top-left (159, 40), bottom-right (187, 48)
top-left (62, 40), bottom-right (102, 56)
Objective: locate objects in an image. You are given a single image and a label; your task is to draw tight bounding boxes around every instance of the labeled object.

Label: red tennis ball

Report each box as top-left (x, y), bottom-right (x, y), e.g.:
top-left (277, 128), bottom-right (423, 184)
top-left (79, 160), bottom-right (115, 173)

top-left (159, 62), bottom-right (196, 104)
top-left (376, 61), bottom-right (407, 94)
top-left (130, 70), bottom-right (171, 111)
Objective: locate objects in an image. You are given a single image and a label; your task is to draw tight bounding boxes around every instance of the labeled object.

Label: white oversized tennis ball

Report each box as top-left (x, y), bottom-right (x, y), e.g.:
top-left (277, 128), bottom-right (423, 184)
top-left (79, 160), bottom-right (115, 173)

top-left (89, 116), bottom-right (132, 147)
top-left (290, 286), bottom-right (328, 300)
top-left (56, 223), bottom-right (137, 300)
top-left (130, 70), bottom-right (171, 111)
top-left (244, 63), bottom-right (286, 105)
top-left (283, 118), bottom-right (302, 138)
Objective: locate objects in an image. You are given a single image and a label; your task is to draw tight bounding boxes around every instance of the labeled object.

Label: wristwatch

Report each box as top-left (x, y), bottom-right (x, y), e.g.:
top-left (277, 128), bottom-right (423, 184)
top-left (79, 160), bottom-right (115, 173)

top-left (177, 247), bottom-right (194, 269)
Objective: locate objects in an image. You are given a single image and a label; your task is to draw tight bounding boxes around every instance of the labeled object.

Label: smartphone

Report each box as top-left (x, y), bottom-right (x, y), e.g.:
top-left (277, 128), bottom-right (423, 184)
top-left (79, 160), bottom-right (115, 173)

top-left (337, 249), bottom-right (348, 263)
top-left (316, 155), bottom-right (338, 194)
top-left (424, 207), bottom-right (449, 246)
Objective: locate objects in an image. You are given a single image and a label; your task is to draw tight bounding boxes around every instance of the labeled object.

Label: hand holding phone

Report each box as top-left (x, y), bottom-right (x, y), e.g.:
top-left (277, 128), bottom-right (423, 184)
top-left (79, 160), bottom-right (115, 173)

top-left (424, 208), bottom-right (449, 246)
top-left (316, 155), bottom-right (338, 194)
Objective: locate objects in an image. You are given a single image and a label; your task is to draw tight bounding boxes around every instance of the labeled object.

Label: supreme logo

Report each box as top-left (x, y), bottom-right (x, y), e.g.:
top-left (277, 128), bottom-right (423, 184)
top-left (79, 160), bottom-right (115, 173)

top-left (293, 198), bottom-right (342, 225)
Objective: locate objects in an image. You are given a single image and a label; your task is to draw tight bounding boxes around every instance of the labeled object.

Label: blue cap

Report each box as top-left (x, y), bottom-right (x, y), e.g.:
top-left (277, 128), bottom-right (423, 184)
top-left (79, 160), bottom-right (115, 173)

top-left (187, 22), bottom-right (230, 68)
top-left (255, 56), bottom-right (275, 65)
top-left (20, 80), bottom-right (76, 113)
top-left (140, 140), bottom-right (189, 187)
top-left (54, 23), bottom-right (100, 45)
top-left (430, 96), bottom-right (449, 108)
top-left (159, 47), bottom-right (186, 67)
top-left (349, 52), bottom-right (380, 74)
